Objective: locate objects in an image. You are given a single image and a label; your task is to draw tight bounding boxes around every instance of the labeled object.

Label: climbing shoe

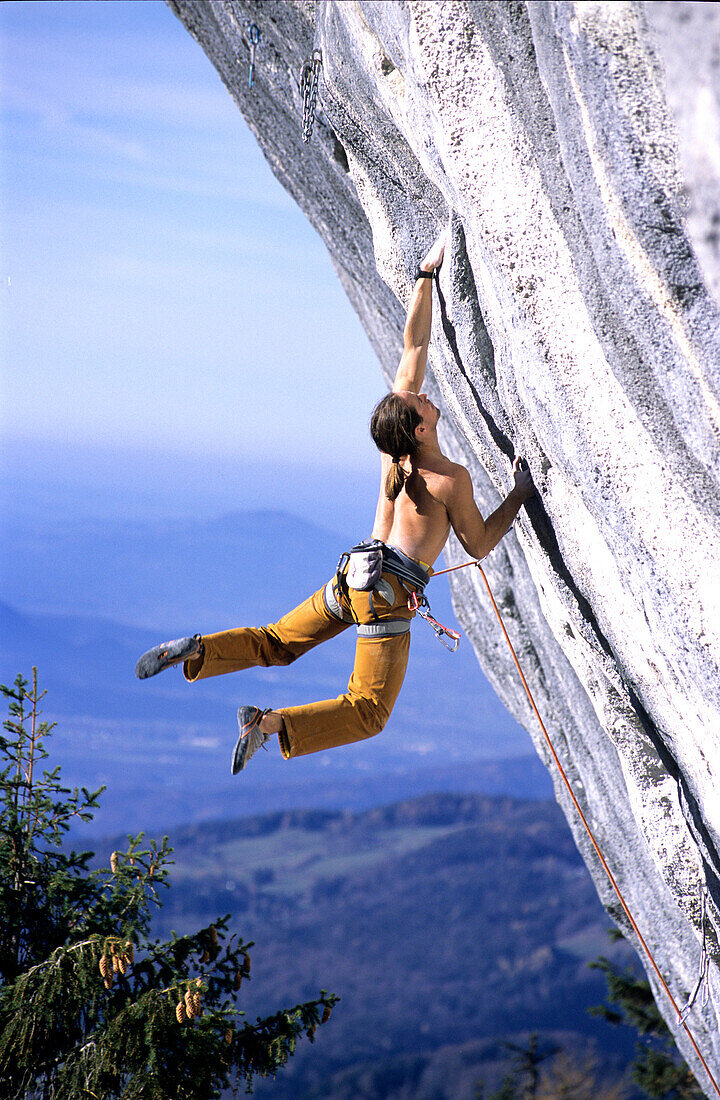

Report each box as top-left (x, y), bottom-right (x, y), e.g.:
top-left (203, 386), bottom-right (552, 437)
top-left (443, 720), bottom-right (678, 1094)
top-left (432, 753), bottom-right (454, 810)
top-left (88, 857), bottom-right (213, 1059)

top-left (232, 706), bottom-right (271, 775)
top-left (134, 634), bottom-right (203, 679)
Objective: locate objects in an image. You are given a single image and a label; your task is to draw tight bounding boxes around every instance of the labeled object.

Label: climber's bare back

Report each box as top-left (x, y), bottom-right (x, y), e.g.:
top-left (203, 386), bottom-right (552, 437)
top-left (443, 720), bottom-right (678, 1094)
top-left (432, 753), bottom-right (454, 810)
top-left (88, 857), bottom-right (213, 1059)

top-left (372, 431), bottom-right (457, 568)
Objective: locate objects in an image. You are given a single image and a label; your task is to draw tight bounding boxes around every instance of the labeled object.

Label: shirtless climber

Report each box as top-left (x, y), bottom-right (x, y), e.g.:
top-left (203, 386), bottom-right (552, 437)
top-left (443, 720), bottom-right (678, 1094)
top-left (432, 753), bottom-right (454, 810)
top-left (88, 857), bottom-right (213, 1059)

top-left (135, 231), bottom-right (535, 773)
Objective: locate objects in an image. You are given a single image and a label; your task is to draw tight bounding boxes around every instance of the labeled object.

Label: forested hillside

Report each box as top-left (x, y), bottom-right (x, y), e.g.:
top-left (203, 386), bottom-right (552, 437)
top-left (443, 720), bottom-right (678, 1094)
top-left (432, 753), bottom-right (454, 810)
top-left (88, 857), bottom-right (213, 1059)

top-left (105, 792), bottom-right (640, 1098)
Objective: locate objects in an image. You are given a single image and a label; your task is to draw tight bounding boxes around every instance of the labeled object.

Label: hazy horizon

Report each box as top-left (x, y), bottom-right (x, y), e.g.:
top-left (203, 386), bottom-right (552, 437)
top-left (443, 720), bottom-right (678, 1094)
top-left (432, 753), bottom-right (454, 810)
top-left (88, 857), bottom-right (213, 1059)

top-left (1, 429), bottom-right (380, 529)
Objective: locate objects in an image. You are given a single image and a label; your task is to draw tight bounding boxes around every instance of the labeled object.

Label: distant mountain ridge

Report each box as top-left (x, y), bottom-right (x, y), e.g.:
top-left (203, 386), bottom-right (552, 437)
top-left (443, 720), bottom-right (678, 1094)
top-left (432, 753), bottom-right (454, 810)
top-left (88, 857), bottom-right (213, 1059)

top-left (1, 507), bottom-right (541, 833)
top-left (0, 507), bottom-right (350, 631)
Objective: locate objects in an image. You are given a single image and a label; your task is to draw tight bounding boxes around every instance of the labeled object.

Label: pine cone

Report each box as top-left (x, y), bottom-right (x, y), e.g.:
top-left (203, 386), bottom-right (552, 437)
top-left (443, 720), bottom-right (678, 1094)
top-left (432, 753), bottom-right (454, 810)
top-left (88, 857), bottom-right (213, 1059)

top-left (103, 973), bottom-right (114, 990)
top-left (99, 954), bottom-right (111, 980)
top-left (184, 989), bottom-right (195, 1017)
top-left (110, 851), bottom-right (120, 873)
top-left (209, 924), bottom-right (218, 946)
top-left (125, 943), bottom-right (134, 964)
top-left (176, 1000), bottom-right (187, 1023)
top-left (242, 952), bottom-right (251, 975)
top-left (112, 953), bottom-right (120, 972)
top-left (233, 971), bottom-right (242, 991)
top-left (192, 991), bottom-right (202, 1016)
top-left (224, 1028), bottom-right (234, 1045)
top-left (321, 1005), bottom-right (332, 1024)
top-left (200, 948), bottom-right (210, 964)
top-left (118, 956), bottom-right (128, 975)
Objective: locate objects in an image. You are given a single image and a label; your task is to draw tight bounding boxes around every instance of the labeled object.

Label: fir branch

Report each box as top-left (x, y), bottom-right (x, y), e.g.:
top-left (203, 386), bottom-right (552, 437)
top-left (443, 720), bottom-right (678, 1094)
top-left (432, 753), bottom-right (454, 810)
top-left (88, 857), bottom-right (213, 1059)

top-left (0, 673), bottom-right (339, 1099)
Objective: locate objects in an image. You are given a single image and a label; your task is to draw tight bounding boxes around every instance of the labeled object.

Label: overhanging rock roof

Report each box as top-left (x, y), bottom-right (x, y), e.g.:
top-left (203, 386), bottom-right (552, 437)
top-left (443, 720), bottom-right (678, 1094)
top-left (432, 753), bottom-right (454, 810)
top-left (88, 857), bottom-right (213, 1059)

top-left (167, 1), bottom-right (720, 1088)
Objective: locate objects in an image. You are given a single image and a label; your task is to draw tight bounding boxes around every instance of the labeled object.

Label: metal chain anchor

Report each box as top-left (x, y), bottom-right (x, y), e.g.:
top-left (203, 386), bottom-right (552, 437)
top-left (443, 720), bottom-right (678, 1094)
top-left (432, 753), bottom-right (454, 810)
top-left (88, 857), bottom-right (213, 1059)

top-left (301, 49), bottom-right (322, 143)
top-left (246, 23), bottom-right (260, 89)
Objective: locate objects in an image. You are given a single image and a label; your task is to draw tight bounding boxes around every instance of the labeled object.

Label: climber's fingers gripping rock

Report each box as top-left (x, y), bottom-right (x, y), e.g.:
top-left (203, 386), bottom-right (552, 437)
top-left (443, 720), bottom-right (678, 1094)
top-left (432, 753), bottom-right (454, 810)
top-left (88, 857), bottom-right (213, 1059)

top-left (419, 229), bottom-right (446, 275)
top-left (512, 456), bottom-right (535, 502)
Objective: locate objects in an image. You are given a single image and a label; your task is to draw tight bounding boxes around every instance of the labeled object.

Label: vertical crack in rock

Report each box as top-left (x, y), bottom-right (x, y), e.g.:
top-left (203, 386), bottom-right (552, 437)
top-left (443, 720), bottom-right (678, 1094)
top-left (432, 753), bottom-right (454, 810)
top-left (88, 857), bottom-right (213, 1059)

top-left (166, 0), bottom-right (720, 1086)
top-left (434, 221), bottom-right (619, 674)
top-left (436, 280), bottom-right (510, 461)
top-left (627, 682), bottom-right (720, 917)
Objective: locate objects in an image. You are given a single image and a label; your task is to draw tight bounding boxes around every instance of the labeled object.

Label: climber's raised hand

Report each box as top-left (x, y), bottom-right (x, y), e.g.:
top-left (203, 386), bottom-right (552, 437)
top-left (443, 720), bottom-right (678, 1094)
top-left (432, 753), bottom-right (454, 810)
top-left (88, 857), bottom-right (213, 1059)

top-left (393, 230), bottom-right (447, 394)
top-left (419, 229), bottom-right (446, 275)
top-left (512, 456), bottom-right (535, 502)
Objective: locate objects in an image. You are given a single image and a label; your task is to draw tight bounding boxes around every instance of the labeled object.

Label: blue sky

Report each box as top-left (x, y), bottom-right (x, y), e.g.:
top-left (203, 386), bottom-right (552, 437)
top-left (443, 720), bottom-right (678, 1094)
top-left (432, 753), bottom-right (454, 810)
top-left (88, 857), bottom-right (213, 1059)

top-left (1, 0), bottom-right (383, 524)
top-left (0, 1), bottom-right (535, 805)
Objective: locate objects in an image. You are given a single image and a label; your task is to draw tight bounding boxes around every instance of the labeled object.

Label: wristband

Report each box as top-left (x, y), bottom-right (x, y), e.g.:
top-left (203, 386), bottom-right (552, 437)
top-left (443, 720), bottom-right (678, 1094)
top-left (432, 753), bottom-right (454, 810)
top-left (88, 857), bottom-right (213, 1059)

top-left (415, 266), bottom-right (435, 281)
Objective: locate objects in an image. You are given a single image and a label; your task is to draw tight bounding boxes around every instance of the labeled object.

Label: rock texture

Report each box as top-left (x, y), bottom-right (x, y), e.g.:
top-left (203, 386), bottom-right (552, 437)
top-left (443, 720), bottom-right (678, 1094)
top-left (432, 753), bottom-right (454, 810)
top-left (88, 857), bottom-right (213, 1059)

top-left (166, 0), bottom-right (720, 1089)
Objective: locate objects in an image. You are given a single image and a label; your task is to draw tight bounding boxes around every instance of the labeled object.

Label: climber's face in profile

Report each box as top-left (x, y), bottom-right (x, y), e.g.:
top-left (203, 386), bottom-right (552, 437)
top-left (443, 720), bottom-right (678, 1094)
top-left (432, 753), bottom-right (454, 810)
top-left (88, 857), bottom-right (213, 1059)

top-left (398, 389), bottom-right (441, 433)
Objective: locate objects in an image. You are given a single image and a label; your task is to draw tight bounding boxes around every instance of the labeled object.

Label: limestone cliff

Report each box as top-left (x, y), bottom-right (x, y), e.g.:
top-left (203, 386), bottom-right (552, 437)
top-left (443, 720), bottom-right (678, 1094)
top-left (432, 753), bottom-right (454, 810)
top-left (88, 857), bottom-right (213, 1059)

top-left (166, 0), bottom-right (720, 1088)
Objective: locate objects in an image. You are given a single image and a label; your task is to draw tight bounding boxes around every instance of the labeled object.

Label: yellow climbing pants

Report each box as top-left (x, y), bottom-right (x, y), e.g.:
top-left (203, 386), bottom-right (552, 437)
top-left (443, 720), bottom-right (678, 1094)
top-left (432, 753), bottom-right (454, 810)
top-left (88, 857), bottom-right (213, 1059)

top-left (183, 571), bottom-right (416, 759)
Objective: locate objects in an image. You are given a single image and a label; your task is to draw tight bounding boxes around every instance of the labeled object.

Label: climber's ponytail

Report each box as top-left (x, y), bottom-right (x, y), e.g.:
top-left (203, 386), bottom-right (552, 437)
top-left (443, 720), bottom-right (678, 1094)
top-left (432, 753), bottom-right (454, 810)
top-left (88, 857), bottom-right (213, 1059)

top-left (370, 393), bottom-right (422, 501)
top-left (385, 458), bottom-right (407, 502)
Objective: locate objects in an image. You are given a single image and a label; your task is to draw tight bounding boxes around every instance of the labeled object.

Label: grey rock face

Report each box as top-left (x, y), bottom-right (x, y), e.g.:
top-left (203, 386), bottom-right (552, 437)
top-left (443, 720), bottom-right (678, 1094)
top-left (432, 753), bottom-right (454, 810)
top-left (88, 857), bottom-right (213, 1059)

top-left (167, 0), bottom-right (720, 1089)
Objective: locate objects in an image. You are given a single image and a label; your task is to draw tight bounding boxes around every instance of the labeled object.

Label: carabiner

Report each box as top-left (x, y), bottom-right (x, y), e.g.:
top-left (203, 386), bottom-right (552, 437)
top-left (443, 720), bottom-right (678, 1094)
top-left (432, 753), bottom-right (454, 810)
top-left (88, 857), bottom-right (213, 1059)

top-left (407, 591), bottom-right (461, 651)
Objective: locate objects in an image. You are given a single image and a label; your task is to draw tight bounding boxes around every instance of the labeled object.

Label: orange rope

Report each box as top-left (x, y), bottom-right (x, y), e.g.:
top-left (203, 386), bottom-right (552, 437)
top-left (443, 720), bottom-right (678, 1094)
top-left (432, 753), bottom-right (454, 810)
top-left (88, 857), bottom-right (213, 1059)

top-left (433, 558), bottom-right (481, 578)
top-left (438, 556), bottom-right (719, 1094)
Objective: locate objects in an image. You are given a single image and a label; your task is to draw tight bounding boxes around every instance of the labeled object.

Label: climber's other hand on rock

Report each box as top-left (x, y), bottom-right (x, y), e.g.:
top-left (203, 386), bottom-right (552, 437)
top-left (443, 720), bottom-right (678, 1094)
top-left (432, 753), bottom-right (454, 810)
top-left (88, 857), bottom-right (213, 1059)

top-left (512, 456), bottom-right (535, 502)
top-left (420, 230), bottom-right (446, 274)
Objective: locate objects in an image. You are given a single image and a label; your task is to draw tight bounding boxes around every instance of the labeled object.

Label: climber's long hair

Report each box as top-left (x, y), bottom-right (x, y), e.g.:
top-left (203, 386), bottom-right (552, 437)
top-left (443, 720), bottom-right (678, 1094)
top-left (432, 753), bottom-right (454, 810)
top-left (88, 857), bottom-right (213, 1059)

top-left (370, 392), bottom-right (422, 502)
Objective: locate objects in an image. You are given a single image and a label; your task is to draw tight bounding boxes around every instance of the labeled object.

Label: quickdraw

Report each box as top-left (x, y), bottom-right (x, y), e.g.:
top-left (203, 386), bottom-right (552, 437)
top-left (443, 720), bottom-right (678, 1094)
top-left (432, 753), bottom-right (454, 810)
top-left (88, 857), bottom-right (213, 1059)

top-left (679, 885), bottom-right (710, 1025)
top-left (404, 554), bottom-right (478, 651)
top-left (301, 50), bottom-right (322, 143)
top-left (407, 590), bottom-right (461, 651)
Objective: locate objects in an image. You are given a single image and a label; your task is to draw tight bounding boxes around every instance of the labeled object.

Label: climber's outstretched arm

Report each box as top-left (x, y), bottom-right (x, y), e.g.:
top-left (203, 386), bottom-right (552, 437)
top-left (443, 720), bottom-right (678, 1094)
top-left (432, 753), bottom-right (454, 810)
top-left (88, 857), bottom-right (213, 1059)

top-left (444, 458), bottom-right (535, 560)
top-left (393, 231), bottom-right (445, 395)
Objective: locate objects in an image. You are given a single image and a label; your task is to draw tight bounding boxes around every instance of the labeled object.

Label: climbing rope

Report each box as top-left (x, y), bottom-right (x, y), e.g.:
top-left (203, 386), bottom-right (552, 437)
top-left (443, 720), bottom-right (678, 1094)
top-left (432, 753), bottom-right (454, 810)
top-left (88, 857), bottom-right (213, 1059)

top-left (446, 555), bottom-right (720, 1095)
top-left (433, 558), bottom-right (483, 579)
top-left (301, 50), bottom-right (322, 143)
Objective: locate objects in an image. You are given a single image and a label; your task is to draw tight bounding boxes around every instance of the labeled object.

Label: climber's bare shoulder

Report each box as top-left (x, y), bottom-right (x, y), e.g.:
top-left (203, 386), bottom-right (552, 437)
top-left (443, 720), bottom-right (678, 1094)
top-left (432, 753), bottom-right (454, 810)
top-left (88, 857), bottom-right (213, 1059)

top-left (416, 453), bottom-right (469, 510)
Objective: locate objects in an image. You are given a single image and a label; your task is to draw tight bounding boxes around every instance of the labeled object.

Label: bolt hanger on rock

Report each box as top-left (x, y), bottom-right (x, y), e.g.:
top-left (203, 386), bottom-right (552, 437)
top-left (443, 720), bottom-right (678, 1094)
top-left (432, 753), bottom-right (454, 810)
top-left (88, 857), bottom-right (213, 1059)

top-left (245, 23), bottom-right (260, 89)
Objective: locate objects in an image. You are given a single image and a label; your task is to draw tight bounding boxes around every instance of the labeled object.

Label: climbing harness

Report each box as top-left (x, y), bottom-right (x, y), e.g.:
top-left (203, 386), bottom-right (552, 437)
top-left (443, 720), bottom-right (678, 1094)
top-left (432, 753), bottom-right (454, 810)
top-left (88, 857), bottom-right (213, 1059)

top-left (407, 591), bottom-right (460, 651)
top-left (444, 555), bottom-right (720, 1096)
top-left (246, 23), bottom-right (261, 89)
top-left (301, 49), bottom-right (322, 143)
top-left (381, 543), bottom-right (430, 594)
top-left (333, 539), bottom-right (435, 635)
top-left (333, 540), bottom-right (458, 649)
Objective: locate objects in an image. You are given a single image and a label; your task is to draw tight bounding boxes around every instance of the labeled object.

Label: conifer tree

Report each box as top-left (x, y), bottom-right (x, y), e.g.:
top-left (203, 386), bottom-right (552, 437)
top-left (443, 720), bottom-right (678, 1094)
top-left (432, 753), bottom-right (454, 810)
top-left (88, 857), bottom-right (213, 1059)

top-left (0, 670), bottom-right (337, 1099)
top-left (476, 1036), bottom-right (629, 1100)
top-left (475, 1033), bottom-right (558, 1100)
top-left (590, 953), bottom-right (703, 1099)
top-left (535, 1050), bottom-right (628, 1099)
